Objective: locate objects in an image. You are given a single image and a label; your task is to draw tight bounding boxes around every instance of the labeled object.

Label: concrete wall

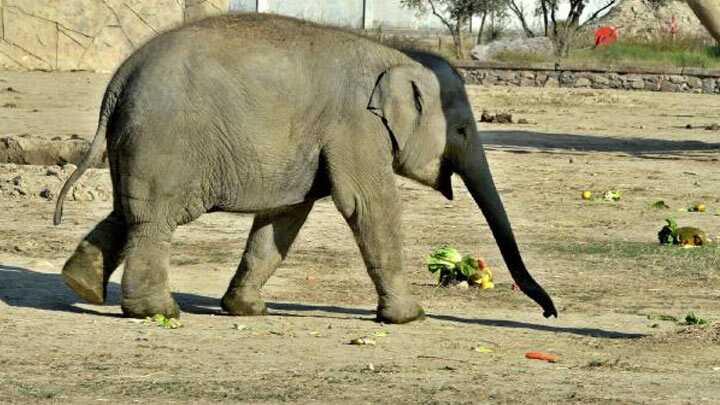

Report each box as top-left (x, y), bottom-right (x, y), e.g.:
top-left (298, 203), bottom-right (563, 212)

top-left (0, 0), bottom-right (229, 72)
top-left (232, 0), bottom-right (451, 30)
top-left (0, 0), bottom-right (450, 73)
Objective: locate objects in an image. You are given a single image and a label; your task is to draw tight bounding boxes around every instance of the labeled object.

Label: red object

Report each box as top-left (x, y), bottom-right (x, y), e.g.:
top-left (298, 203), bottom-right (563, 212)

top-left (594, 26), bottom-right (619, 47)
top-left (669, 16), bottom-right (679, 38)
top-left (525, 351), bottom-right (560, 363)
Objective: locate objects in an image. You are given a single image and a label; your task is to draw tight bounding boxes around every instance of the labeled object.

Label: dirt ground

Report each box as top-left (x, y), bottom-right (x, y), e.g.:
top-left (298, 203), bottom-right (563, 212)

top-left (1, 71), bottom-right (720, 404)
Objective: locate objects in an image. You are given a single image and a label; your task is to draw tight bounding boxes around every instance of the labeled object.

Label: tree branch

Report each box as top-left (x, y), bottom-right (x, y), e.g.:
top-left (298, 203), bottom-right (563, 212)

top-left (582, 0), bottom-right (617, 27)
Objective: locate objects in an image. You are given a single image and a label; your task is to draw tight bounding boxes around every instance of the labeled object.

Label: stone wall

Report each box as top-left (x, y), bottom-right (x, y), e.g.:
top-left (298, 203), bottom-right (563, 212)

top-left (457, 62), bottom-right (720, 94)
top-left (0, 0), bottom-right (229, 73)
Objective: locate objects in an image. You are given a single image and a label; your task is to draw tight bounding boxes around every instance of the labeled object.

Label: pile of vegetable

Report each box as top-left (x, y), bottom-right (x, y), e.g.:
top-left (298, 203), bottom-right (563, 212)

top-left (427, 246), bottom-right (494, 289)
top-left (658, 218), bottom-right (711, 246)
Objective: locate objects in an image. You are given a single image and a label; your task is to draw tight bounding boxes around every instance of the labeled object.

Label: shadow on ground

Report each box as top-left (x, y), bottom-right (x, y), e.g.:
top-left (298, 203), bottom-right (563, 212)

top-left (0, 265), bottom-right (644, 339)
top-left (482, 130), bottom-right (720, 159)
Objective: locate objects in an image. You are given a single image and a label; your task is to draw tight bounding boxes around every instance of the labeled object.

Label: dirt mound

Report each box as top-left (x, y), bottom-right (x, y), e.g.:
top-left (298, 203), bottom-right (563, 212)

top-left (648, 322), bottom-right (720, 344)
top-left (597, 0), bottom-right (710, 39)
top-left (0, 134), bottom-right (99, 166)
top-left (0, 163), bottom-right (112, 202)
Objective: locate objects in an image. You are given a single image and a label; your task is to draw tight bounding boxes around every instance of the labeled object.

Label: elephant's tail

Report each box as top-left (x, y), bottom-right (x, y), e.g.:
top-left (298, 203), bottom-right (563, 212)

top-left (53, 90), bottom-right (120, 225)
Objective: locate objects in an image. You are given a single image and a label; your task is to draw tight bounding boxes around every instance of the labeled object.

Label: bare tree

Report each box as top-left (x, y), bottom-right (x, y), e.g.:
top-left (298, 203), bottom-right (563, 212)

top-left (506, 0), bottom-right (536, 38)
top-left (401, 0), bottom-right (505, 58)
top-left (549, 0), bottom-right (617, 55)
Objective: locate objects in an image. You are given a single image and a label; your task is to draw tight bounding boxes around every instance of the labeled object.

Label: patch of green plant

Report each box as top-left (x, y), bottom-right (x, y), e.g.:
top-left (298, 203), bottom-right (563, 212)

top-left (492, 50), bottom-right (552, 64)
top-left (569, 39), bottom-right (720, 69)
top-left (551, 240), bottom-right (720, 260)
top-left (684, 312), bottom-right (708, 325)
top-left (647, 313), bottom-right (678, 322)
top-left (14, 382), bottom-right (62, 399)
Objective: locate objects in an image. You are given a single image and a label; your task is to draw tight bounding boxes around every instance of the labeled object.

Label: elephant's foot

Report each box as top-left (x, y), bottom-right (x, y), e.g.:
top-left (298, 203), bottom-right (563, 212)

top-left (61, 242), bottom-right (107, 305)
top-left (377, 295), bottom-right (425, 324)
top-left (121, 293), bottom-right (180, 319)
top-left (221, 289), bottom-right (268, 316)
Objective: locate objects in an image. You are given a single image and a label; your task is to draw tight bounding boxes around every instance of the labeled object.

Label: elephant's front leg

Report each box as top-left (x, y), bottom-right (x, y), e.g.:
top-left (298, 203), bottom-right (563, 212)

top-left (221, 202), bottom-right (314, 316)
top-left (330, 166), bottom-right (425, 324)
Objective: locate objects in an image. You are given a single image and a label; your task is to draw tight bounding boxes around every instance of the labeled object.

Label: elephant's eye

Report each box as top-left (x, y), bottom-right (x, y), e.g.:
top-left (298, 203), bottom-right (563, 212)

top-left (457, 126), bottom-right (467, 137)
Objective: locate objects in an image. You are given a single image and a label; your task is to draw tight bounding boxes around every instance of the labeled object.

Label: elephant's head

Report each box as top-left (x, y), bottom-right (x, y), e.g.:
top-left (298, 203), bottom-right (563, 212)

top-left (368, 51), bottom-right (557, 318)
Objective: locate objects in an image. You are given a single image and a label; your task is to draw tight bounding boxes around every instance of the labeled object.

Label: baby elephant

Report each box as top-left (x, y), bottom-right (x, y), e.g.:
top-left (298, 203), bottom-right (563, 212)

top-left (55, 13), bottom-right (556, 323)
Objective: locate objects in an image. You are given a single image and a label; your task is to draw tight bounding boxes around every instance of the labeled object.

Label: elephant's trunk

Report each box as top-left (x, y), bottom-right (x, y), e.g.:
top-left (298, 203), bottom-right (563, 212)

top-left (457, 138), bottom-right (557, 318)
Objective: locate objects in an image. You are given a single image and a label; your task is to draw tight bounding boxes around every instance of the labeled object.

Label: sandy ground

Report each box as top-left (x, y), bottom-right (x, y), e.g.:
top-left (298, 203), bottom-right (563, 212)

top-left (1, 71), bottom-right (720, 404)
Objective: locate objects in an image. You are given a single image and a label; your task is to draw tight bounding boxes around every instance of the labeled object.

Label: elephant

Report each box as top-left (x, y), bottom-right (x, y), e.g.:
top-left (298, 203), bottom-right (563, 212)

top-left (687, 0), bottom-right (720, 43)
top-left (54, 13), bottom-right (557, 324)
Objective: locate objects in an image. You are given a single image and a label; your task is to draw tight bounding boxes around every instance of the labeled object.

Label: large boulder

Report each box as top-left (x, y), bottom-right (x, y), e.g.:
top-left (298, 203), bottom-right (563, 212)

top-left (471, 36), bottom-right (555, 62)
top-left (596, 0), bottom-right (710, 39)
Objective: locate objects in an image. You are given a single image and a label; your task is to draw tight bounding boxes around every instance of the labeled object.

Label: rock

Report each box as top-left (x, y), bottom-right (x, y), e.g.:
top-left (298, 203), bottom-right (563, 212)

top-left (702, 78), bottom-right (717, 93)
top-left (494, 113), bottom-right (513, 124)
top-left (574, 77), bottom-right (592, 88)
top-left (545, 77), bottom-right (560, 88)
top-left (46, 167), bottom-right (61, 177)
top-left (39, 188), bottom-right (54, 200)
top-left (590, 74), bottom-right (609, 87)
top-left (705, 123), bottom-right (720, 130)
top-left (471, 36), bottom-right (555, 62)
top-left (518, 118), bottom-right (530, 124)
top-left (481, 111), bottom-right (513, 124)
top-left (11, 175), bottom-right (22, 186)
top-left (687, 77), bottom-right (703, 89)
top-left (480, 110), bottom-right (494, 123)
top-left (595, 0), bottom-right (709, 39)
top-left (560, 72), bottom-right (575, 86)
top-left (455, 281), bottom-right (470, 289)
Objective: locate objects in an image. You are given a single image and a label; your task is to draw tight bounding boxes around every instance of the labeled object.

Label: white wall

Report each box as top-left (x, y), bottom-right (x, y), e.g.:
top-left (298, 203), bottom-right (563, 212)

top-left (228, 0), bottom-right (616, 32)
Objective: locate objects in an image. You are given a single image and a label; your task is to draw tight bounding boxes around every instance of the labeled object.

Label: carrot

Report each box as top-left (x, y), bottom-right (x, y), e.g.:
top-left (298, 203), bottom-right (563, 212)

top-left (525, 351), bottom-right (559, 363)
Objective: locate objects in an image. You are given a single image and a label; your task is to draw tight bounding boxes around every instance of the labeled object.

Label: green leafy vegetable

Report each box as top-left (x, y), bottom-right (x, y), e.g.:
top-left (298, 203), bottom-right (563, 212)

top-left (427, 247), bottom-right (479, 286)
top-left (457, 255), bottom-right (479, 278)
top-left (658, 218), bottom-right (679, 245)
top-left (147, 314), bottom-right (183, 329)
top-left (427, 246), bottom-right (463, 274)
top-left (603, 190), bottom-right (622, 201)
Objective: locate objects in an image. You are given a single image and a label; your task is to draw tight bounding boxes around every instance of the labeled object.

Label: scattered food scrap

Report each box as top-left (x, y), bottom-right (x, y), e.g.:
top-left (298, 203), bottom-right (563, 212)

top-left (147, 314), bottom-right (182, 329)
top-left (603, 190), bottom-right (621, 201)
top-left (650, 200), bottom-right (670, 209)
top-left (349, 337), bottom-right (376, 346)
top-left (658, 218), bottom-right (711, 246)
top-left (525, 351), bottom-right (559, 363)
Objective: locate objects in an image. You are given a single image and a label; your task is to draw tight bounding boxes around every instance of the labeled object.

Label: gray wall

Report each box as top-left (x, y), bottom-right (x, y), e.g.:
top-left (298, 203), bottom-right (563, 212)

top-left (229, 0), bottom-right (451, 30)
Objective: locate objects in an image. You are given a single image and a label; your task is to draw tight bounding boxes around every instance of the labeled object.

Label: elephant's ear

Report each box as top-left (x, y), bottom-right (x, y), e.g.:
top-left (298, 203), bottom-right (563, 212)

top-left (367, 65), bottom-right (435, 153)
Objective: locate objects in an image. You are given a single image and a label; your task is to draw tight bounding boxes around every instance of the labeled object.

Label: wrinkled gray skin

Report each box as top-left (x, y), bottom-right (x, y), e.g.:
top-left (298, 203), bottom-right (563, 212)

top-left (54, 13), bottom-right (557, 323)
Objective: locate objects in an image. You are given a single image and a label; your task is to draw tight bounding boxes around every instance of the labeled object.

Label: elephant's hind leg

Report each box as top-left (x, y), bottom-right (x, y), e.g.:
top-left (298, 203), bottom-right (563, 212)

top-left (222, 202), bottom-right (314, 316)
top-left (62, 211), bottom-right (127, 304)
top-left (120, 222), bottom-right (180, 318)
